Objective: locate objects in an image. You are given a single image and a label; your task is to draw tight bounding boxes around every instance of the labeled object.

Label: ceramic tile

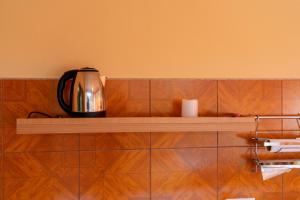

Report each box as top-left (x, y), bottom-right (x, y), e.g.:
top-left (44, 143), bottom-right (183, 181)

top-left (0, 153), bottom-right (2, 200)
top-left (282, 80), bottom-right (300, 135)
top-left (283, 170), bottom-right (300, 200)
top-left (218, 147), bottom-right (282, 200)
top-left (3, 80), bottom-right (79, 152)
top-left (282, 80), bottom-right (300, 199)
top-left (0, 80), bottom-right (3, 152)
top-left (151, 79), bottom-right (217, 117)
top-left (151, 148), bottom-right (217, 200)
top-left (0, 80), bottom-right (3, 121)
top-left (151, 79), bottom-right (217, 148)
top-left (106, 79), bottom-right (150, 117)
top-left (218, 80), bottom-right (282, 147)
top-left (3, 80), bottom-right (26, 102)
top-left (80, 150), bottom-right (150, 200)
top-left (4, 151), bottom-right (79, 200)
top-left (80, 79), bottom-right (150, 150)
top-left (80, 132), bottom-right (150, 150)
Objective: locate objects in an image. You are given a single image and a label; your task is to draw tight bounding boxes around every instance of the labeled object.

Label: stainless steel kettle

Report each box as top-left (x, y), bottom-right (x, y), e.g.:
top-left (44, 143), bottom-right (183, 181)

top-left (57, 67), bottom-right (106, 117)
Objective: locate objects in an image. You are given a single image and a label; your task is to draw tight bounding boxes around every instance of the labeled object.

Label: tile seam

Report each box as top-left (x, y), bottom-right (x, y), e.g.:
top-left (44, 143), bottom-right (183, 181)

top-left (217, 80), bottom-right (219, 200)
top-left (149, 79), bottom-right (152, 200)
top-left (281, 80), bottom-right (284, 200)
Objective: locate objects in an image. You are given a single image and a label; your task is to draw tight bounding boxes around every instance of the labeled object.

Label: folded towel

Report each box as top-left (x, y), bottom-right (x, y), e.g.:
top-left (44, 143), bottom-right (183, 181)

top-left (261, 166), bottom-right (291, 180)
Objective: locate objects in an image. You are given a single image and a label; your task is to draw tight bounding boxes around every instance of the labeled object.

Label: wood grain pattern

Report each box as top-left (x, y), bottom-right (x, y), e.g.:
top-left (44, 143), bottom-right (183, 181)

top-left (0, 153), bottom-right (2, 200)
top-left (0, 80), bottom-right (3, 125)
top-left (80, 150), bottom-right (150, 200)
top-left (3, 151), bottom-right (78, 200)
top-left (278, 151), bottom-right (300, 200)
top-left (80, 79), bottom-right (150, 150)
top-left (80, 132), bottom-right (150, 151)
top-left (3, 78), bottom-right (300, 200)
top-left (282, 81), bottom-right (300, 200)
top-left (3, 80), bottom-right (79, 152)
top-left (218, 147), bottom-right (282, 200)
top-left (3, 80), bottom-right (26, 102)
top-left (151, 79), bottom-right (217, 117)
top-left (0, 153), bottom-right (2, 178)
top-left (282, 80), bottom-right (300, 132)
top-left (0, 80), bottom-right (3, 152)
top-left (151, 132), bottom-right (217, 149)
top-left (0, 80), bottom-right (2, 200)
top-left (151, 79), bottom-right (217, 148)
top-left (106, 80), bottom-right (150, 117)
top-left (17, 117), bottom-right (256, 134)
top-left (151, 148), bottom-right (217, 200)
top-left (283, 170), bottom-right (300, 200)
top-left (218, 80), bottom-right (282, 147)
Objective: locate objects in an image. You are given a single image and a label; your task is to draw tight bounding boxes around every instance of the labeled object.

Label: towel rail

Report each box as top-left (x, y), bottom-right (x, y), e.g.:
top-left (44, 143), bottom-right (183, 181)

top-left (253, 115), bottom-right (300, 174)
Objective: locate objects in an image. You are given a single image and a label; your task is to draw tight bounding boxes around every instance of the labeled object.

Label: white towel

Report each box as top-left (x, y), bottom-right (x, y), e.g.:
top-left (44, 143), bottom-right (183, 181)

top-left (261, 166), bottom-right (291, 180)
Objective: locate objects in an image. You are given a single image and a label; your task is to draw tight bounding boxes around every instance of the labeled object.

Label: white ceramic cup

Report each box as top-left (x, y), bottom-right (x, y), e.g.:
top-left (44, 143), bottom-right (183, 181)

top-left (181, 99), bottom-right (198, 117)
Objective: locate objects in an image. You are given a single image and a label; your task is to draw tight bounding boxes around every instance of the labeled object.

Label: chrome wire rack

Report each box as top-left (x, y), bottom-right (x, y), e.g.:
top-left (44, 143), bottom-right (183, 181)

top-left (253, 115), bottom-right (300, 172)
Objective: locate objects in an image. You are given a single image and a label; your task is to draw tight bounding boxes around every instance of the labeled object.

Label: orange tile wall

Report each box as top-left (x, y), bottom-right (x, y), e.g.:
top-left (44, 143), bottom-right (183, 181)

top-left (1, 79), bottom-right (300, 200)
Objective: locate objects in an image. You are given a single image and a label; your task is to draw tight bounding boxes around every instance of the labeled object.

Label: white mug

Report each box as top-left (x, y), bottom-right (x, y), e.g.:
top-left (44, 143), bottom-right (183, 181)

top-left (181, 99), bottom-right (198, 117)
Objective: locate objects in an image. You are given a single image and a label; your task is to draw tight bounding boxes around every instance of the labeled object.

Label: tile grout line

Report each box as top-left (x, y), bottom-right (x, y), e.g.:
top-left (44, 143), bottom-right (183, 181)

top-left (149, 79), bottom-right (151, 118)
top-left (149, 134), bottom-right (152, 200)
top-left (3, 146), bottom-right (223, 154)
top-left (216, 80), bottom-right (219, 200)
top-left (2, 80), bottom-right (5, 200)
top-left (1, 80), bottom-right (3, 200)
top-left (149, 79), bottom-right (152, 200)
top-left (78, 133), bottom-right (80, 200)
top-left (281, 80), bottom-right (284, 200)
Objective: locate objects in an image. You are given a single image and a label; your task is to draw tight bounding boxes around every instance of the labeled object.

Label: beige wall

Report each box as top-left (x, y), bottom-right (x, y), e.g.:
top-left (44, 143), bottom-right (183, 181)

top-left (1, 0), bottom-right (300, 78)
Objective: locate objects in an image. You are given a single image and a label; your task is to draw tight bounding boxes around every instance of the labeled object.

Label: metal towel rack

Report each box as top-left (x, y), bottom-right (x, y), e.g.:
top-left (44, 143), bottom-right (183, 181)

top-left (253, 115), bottom-right (300, 172)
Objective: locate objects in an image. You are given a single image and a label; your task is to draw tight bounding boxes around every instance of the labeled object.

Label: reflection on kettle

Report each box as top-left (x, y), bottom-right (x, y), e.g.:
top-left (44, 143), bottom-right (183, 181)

top-left (57, 67), bottom-right (106, 117)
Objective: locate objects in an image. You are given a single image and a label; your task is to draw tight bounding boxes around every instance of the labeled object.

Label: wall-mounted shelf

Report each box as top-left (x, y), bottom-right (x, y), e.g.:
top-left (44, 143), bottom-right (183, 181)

top-left (16, 117), bottom-right (256, 134)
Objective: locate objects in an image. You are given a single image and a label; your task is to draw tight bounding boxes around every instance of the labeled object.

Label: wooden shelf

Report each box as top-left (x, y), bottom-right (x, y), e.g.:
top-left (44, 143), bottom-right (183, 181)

top-left (16, 117), bottom-right (256, 134)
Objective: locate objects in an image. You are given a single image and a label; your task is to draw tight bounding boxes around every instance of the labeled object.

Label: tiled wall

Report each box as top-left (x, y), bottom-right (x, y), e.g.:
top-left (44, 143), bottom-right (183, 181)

top-left (1, 79), bottom-right (300, 200)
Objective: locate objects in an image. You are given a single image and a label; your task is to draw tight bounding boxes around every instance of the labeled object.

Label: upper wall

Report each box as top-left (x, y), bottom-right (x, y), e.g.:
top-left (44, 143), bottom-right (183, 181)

top-left (1, 0), bottom-right (300, 78)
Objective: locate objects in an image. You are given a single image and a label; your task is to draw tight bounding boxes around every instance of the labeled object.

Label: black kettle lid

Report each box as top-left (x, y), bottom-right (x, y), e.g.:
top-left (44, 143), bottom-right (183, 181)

top-left (79, 67), bottom-right (98, 72)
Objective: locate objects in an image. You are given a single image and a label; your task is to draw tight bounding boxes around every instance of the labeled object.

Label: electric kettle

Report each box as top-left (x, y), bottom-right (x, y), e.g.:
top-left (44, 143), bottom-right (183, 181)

top-left (57, 67), bottom-right (106, 117)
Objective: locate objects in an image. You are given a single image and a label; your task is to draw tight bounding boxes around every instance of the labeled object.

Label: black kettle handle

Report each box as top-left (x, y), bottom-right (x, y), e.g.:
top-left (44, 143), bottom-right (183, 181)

top-left (57, 69), bottom-right (78, 114)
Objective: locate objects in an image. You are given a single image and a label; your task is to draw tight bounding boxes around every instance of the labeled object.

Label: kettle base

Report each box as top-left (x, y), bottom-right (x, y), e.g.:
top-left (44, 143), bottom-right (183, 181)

top-left (69, 111), bottom-right (106, 118)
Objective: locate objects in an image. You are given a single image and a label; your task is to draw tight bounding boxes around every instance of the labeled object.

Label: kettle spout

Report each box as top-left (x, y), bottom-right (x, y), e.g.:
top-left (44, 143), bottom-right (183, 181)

top-left (100, 75), bottom-right (107, 87)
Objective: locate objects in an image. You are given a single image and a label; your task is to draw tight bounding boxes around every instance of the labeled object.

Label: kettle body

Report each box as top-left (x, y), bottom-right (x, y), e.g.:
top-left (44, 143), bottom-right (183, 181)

top-left (57, 67), bottom-right (106, 117)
